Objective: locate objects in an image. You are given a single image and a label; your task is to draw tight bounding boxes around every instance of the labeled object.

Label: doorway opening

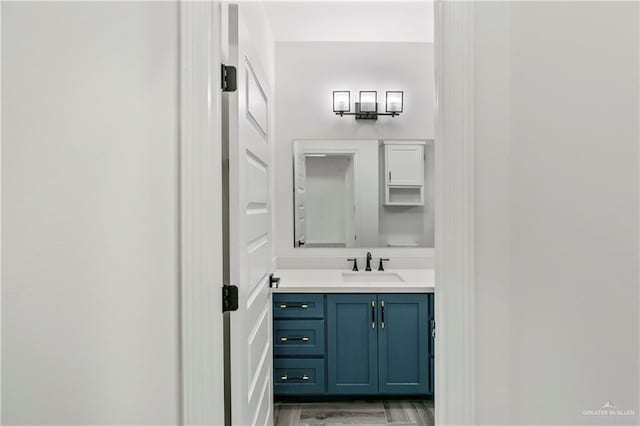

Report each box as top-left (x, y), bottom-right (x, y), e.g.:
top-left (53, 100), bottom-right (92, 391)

top-left (303, 153), bottom-right (355, 248)
top-left (235, 2), bottom-right (437, 425)
top-left (179, 1), bottom-right (476, 425)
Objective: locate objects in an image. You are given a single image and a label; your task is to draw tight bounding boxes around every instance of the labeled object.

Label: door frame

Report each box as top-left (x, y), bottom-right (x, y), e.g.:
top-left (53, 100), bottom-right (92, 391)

top-left (434, 1), bottom-right (476, 425)
top-left (178, 1), bottom-right (225, 425)
top-left (294, 141), bottom-right (367, 248)
top-left (178, 1), bottom-right (477, 425)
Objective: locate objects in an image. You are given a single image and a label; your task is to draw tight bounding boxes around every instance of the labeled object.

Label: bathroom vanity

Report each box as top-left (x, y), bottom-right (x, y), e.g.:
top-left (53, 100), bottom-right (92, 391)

top-left (272, 269), bottom-right (435, 398)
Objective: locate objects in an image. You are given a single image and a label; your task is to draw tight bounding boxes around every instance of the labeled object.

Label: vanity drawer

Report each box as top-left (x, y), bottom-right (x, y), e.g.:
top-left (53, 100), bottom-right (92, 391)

top-left (273, 294), bottom-right (324, 319)
top-left (274, 319), bottom-right (325, 356)
top-left (274, 358), bottom-right (326, 395)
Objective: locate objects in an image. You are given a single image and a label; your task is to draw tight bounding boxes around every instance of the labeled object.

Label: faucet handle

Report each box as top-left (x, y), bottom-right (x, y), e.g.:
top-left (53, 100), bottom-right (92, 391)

top-left (347, 258), bottom-right (359, 272)
top-left (378, 258), bottom-right (390, 271)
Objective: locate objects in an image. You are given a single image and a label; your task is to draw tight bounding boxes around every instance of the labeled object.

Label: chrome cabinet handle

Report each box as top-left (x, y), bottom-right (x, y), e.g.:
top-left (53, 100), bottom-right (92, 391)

top-left (279, 303), bottom-right (308, 309)
top-left (371, 300), bottom-right (376, 329)
top-left (280, 374), bottom-right (309, 381)
top-left (380, 300), bottom-right (385, 329)
top-left (280, 336), bottom-right (309, 342)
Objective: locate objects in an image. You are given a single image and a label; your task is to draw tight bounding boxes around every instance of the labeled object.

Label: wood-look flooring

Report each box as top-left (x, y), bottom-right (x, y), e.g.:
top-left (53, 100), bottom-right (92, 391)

top-left (274, 399), bottom-right (434, 426)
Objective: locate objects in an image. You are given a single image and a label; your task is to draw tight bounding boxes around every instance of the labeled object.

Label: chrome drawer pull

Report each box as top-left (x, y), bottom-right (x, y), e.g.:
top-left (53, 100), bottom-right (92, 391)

top-left (279, 303), bottom-right (308, 309)
top-left (280, 336), bottom-right (309, 342)
top-left (280, 374), bottom-right (309, 381)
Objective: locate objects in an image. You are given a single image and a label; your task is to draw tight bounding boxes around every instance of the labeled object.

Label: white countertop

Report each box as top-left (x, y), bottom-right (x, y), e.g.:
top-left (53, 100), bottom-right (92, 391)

top-left (272, 269), bottom-right (435, 293)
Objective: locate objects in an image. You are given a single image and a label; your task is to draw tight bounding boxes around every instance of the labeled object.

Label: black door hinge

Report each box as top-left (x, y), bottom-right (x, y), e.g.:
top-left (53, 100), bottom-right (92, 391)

top-left (221, 64), bottom-right (237, 92)
top-left (222, 285), bottom-right (239, 312)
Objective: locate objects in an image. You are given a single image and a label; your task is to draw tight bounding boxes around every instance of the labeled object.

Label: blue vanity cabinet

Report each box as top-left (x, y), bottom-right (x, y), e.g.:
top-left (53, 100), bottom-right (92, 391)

top-left (377, 294), bottom-right (429, 394)
top-left (274, 292), bottom-right (435, 397)
top-left (327, 294), bottom-right (379, 394)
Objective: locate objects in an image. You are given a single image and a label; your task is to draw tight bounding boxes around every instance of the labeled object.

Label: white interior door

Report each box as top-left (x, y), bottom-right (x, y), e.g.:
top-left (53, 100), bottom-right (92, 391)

top-left (227, 4), bottom-right (274, 426)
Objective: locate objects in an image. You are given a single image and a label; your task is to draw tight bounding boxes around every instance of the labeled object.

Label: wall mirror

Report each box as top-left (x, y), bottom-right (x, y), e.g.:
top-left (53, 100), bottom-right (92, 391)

top-left (292, 139), bottom-right (434, 248)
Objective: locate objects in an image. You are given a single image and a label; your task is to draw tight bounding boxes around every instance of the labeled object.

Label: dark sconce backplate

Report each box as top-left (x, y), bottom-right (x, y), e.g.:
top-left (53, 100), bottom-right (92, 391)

top-left (355, 103), bottom-right (380, 120)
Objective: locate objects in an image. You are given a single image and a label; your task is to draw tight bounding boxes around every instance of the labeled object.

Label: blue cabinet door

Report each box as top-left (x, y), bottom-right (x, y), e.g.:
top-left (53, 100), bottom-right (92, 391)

top-left (327, 294), bottom-right (378, 394)
top-left (378, 294), bottom-right (429, 394)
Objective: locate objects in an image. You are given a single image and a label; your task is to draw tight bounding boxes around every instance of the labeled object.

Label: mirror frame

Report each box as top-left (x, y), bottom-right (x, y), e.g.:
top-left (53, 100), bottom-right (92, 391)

top-left (287, 139), bottom-right (436, 260)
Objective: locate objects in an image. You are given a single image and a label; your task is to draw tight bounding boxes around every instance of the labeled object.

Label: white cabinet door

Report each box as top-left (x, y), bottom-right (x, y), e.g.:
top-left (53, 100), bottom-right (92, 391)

top-left (386, 145), bottom-right (424, 186)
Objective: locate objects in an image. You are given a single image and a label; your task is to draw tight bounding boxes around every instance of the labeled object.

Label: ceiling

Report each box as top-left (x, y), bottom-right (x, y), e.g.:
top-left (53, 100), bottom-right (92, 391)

top-left (263, 1), bottom-right (434, 43)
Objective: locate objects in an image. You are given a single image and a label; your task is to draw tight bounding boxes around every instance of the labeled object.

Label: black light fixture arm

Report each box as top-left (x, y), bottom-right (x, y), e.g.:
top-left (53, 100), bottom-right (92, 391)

top-left (335, 111), bottom-right (400, 117)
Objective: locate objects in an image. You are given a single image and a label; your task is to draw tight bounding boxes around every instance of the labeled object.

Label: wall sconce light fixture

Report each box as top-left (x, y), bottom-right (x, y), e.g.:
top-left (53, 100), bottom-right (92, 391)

top-left (386, 91), bottom-right (404, 114)
top-left (333, 90), bottom-right (403, 120)
top-left (333, 91), bottom-right (351, 113)
top-left (359, 91), bottom-right (377, 113)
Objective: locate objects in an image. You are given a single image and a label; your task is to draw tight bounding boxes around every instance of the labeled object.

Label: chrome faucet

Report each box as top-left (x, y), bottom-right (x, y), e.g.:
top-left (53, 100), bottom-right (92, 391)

top-left (365, 252), bottom-right (373, 271)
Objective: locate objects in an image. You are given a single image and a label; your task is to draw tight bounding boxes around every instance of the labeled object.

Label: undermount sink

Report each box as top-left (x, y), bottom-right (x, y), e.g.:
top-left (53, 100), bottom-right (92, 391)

top-left (341, 272), bottom-right (404, 283)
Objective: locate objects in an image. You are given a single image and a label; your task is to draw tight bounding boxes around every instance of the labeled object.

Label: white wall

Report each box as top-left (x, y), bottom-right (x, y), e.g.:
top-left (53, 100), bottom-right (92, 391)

top-left (275, 42), bottom-right (434, 261)
top-left (2, 2), bottom-right (181, 424)
top-left (474, 2), bottom-right (639, 424)
top-left (474, 3), bottom-right (510, 424)
top-left (264, 1), bottom-right (433, 43)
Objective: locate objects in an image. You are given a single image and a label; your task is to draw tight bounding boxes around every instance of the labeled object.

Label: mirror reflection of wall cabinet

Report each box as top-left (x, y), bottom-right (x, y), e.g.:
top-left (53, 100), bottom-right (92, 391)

top-left (384, 141), bottom-right (426, 206)
top-left (292, 139), bottom-right (434, 249)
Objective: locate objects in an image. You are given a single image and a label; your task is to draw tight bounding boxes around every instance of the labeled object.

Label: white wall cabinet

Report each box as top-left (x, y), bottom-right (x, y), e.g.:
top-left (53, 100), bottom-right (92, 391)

top-left (383, 141), bottom-right (426, 206)
top-left (386, 144), bottom-right (424, 186)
